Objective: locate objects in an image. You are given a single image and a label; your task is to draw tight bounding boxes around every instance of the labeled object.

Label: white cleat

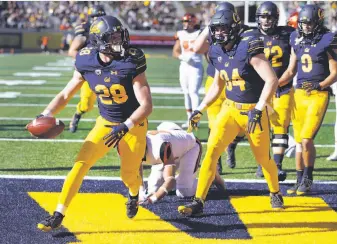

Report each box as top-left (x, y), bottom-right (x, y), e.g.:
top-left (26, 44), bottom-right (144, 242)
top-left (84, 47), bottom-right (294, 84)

top-left (327, 152), bottom-right (337, 161)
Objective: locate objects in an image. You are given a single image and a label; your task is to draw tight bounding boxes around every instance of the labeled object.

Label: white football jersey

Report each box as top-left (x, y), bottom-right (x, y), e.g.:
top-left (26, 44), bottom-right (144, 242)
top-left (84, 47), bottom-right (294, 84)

top-left (144, 130), bottom-right (196, 165)
top-left (176, 30), bottom-right (203, 64)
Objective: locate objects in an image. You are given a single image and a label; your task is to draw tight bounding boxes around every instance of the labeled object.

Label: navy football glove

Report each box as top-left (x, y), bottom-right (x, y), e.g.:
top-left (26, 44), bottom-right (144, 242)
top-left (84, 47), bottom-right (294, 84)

top-left (302, 82), bottom-right (322, 92)
top-left (187, 110), bottom-right (202, 133)
top-left (240, 108), bottom-right (263, 134)
top-left (103, 123), bottom-right (129, 148)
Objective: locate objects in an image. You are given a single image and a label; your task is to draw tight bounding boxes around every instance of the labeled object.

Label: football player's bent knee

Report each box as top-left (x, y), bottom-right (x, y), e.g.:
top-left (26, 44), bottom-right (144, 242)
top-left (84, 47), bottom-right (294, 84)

top-left (272, 134), bottom-right (289, 149)
top-left (160, 142), bottom-right (173, 163)
top-left (78, 99), bottom-right (92, 113)
top-left (302, 139), bottom-right (313, 152)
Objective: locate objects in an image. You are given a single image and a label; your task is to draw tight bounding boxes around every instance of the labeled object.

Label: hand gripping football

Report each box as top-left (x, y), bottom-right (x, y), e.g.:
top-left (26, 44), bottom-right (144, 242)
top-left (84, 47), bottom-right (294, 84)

top-left (26, 117), bottom-right (65, 139)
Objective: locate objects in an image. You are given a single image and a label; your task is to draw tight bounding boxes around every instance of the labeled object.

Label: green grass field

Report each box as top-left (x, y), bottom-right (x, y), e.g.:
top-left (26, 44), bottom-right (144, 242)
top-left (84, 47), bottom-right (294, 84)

top-left (0, 50), bottom-right (337, 181)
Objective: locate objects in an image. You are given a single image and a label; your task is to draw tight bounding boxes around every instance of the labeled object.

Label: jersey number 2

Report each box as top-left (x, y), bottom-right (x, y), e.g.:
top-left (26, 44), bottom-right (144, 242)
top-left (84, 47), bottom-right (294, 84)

top-left (95, 84), bottom-right (128, 105)
top-left (264, 45), bottom-right (283, 68)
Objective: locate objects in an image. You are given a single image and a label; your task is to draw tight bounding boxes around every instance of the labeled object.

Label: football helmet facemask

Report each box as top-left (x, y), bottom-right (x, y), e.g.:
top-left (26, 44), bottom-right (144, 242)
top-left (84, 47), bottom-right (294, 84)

top-left (298, 4), bottom-right (324, 38)
top-left (89, 16), bottom-right (130, 57)
top-left (256, 1), bottom-right (279, 34)
top-left (209, 10), bottom-right (241, 45)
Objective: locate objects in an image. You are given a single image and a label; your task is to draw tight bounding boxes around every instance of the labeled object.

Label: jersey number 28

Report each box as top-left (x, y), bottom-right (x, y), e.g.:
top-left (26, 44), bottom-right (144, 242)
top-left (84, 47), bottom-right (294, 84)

top-left (94, 84), bottom-right (128, 105)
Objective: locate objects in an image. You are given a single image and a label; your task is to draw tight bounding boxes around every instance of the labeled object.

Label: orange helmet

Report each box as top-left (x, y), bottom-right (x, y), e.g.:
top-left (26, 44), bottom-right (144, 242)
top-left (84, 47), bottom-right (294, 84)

top-left (182, 13), bottom-right (197, 25)
top-left (287, 12), bottom-right (298, 28)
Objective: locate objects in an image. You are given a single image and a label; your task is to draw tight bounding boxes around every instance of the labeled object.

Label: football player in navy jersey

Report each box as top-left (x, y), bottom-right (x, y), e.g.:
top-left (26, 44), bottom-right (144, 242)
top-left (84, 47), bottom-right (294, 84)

top-left (178, 9), bottom-right (283, 217)
top-left (68, 5), bottom-right (106, 133)
top-left (252, 1), bottom-right (295, 181)
top-left (278, 4), bottom-right (337, 195)
top-left (35, 16), bottom-right (153, 231)
top-left (193, 2), bottom-right (246, 171)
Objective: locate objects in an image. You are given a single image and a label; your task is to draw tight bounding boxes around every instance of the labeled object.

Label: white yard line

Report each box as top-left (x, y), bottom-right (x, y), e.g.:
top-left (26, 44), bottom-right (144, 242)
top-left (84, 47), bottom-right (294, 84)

top-left (0, 174), bottom-right (336, 184)
top-left (32, 66), bottom-right (73, 71)
top-left (0, 117), bottom-right (206, 124)
top-left (13, 72), bottom-right (62, 77)
top-left (0, 138), bottom-right (334, 148)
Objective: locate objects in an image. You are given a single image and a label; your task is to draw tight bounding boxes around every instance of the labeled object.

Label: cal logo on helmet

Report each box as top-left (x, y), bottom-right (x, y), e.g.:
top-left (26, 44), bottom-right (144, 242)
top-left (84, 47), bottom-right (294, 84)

top-left (318, 8), bottom-right (324, 20)
top-left (90, 21), bottom-right (104, 34)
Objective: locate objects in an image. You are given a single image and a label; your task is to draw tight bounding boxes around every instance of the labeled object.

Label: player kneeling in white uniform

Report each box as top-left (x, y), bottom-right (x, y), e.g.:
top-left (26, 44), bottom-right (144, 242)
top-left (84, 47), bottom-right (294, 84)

top-left (139, 122), bottom-right (225, 204)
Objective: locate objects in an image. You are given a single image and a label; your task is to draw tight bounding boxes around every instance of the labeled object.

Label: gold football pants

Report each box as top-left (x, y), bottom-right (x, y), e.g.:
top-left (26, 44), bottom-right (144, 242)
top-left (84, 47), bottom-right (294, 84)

top-left (196, 100), bottom-right (279, 200)
top-left (292, 89), bottom-right (329, 143)
top-left (58, 116), bottom-right (147, 207)
top-left (269, 88), bottom-right (294, 134)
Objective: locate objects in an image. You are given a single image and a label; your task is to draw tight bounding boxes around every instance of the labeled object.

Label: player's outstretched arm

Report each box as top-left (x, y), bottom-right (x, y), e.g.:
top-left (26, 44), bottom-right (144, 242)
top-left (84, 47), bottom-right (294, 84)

top-left (130, 72), bottom-right (153, 125)
top-left (68, 36), bottom-right (86, 58)
top-left (140, 142), bottom-right (176, 204)
top-left (41, 70), bottom-right (84, 116)
top-left (250, 53), bottom-right (278, 109)
top-left (172, 39), bottom-right (182, 59)
top-left (278, 48), bottom-right (298, 87)
top-left (193, 27), bottom-right (210, 54)
top-left (197, 69), bottom-right (225, 112)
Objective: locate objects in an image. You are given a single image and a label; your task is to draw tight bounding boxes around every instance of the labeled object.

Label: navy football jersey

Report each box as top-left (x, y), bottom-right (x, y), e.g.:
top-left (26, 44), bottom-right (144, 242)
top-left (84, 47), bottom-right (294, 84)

top-left (74, 21), bottom-right (91, 47)
top-left (290, 31), bottom-right (337, 90)
top-left (209, 31), bottom-right (265, 103)
top-left (75, 46), bottom-right (147, 122)
top-left (252, 26), bottom-right (295, 94)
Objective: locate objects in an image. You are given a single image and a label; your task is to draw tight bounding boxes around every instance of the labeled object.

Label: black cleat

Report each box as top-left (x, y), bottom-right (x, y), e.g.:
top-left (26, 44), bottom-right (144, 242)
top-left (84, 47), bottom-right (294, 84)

top-left (69, 113), bottom-right (82, 133)
top-left (287, 181), bottom-right (301, 195)
top-left (178, 198), bottom-right (204, 217)
top-left (270, 192), bottom-right (284, 209)
top-left (277, 164), bottom-right (287, 182)
top-left (296, 176), bottom-right (313, 196)
top-left (126, 197), bottom-right (139, 219)
top-left (37, 211), bottom-right (64, 232)
top-left (255, 165), bottom-right (264, 178)
top-left (226, 144), bottom-right (236, 169)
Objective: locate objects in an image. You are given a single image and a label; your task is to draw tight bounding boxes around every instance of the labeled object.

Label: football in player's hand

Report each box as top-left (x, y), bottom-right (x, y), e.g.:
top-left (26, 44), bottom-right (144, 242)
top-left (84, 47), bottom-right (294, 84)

top-left (26, 116), bottom-right (65, 139)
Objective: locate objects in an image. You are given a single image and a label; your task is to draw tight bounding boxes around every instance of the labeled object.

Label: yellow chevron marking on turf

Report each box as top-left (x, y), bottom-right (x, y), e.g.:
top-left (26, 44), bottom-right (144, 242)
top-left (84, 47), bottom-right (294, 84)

top-left (29, 192), bottom-right (337, 243)
top-left (230, 196), bottom-right (337, 243)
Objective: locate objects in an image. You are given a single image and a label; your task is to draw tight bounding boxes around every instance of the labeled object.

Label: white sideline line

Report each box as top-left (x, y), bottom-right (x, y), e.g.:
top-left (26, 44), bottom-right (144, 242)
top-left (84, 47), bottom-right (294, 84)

top-left (0, 174), bottom-right (336, 185)
top-left (0, 138), bottom-right (334, 148)
top-left (0, 103), bottom-right (186, 109)
top-left (0, 117), bottom-right (208, 124)
top-left (0, 80), bottom-right (46, 86)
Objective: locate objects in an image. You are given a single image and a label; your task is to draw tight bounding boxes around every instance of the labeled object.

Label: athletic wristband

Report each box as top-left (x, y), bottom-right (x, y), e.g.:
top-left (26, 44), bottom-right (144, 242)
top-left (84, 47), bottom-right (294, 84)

top-left (124, 118), bottom-right (134, 129)
top-left (196, 103), bottom-right (208, 113)
top-left (255, 100), bottom-right (266, 111)
top-left (149, 195), bottom-right (158, 203)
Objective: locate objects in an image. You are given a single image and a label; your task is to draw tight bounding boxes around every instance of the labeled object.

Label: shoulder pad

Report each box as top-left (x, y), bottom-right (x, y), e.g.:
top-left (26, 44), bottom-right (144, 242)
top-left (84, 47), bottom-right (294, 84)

top-left (247, 36), bottom-right (264, 53)
top-left (75, 47), bottom-right (97, 74)
top-left (241, 28), bottom-right (260, 39)
top-left (74, 22), bottom-right (90, 36)
top-left (128, 46), bottom-right (147, 74)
